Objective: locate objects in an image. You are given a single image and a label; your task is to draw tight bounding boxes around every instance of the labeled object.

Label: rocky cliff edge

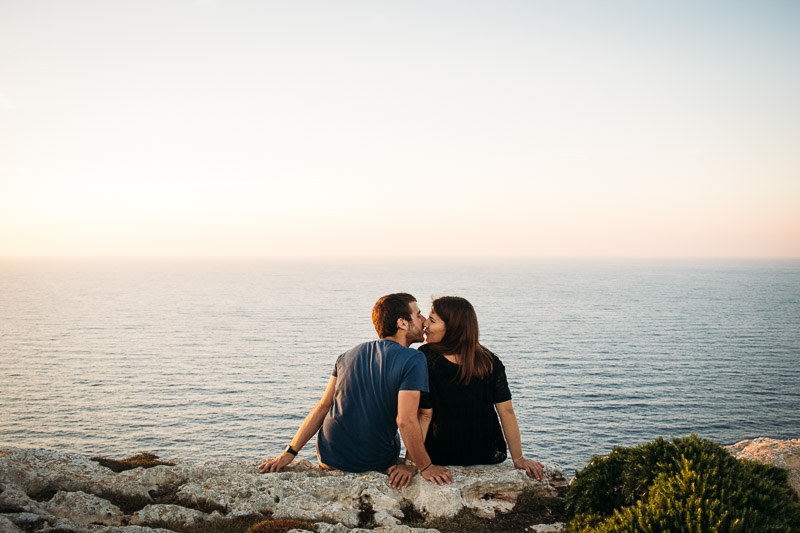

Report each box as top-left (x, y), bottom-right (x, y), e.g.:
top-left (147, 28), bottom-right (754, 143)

top-left (0, 447), bottom-right (568, 533)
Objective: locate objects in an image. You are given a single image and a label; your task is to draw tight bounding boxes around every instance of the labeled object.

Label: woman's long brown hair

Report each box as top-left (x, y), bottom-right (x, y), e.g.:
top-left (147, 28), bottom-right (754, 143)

top-left (426, 296), bottom-right (493, 385)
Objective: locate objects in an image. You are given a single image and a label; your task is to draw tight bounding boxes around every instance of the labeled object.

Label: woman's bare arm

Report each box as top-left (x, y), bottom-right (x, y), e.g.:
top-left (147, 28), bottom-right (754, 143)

top-left (495, 400), bottom-right (544, 480)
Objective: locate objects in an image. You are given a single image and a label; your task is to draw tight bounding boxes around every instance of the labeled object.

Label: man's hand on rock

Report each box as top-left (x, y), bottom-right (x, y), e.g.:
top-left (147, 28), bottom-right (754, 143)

top-left (387, 463), bottom-right (416, 489)
top-left (420, 464), bottom-right (452, 485)
top-left (258, 452), bottom-right (294, 473)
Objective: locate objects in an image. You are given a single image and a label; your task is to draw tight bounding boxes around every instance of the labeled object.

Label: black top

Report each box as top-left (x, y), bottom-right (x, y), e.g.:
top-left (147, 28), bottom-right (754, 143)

top-left (418, 344), bottom-right (512, 466)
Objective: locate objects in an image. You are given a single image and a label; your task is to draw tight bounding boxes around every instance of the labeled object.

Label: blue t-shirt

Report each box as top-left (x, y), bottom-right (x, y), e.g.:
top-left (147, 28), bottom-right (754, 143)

top-left (316, 339), bottom-right (428, 472)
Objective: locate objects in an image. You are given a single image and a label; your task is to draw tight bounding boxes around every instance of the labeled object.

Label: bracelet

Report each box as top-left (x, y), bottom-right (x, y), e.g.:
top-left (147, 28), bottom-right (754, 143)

top-left (404, 459), bottom-right (417, 467)
top-left (420, 463), bottom-right (433, 472)
top-left (512, 455), bottom-right (524, 462)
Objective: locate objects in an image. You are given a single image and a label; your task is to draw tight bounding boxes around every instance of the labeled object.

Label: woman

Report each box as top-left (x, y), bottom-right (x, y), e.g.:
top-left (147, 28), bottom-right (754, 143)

top-left (418, 296), bottom-right (544, 480)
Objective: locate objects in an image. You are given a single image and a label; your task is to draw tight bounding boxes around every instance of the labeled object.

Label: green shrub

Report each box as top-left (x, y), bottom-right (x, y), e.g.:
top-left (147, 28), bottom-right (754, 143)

top-left (565, 435), bottom-right (800, 533)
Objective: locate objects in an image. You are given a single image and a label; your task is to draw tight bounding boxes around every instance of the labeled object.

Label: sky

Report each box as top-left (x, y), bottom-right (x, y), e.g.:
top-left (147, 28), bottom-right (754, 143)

top-left (1, 0), bottom-right (799, 258)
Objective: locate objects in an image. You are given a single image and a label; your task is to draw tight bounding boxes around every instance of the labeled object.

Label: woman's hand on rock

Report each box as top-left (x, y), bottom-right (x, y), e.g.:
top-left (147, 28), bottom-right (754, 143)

top-left (421, 464), bottom-right (453, 485)
top-left (513, 457), bottom-right (544, 480)
top-left (387, 464), bottom-right (416, 489)
top-left (258, 452), bottom-right (294, 473)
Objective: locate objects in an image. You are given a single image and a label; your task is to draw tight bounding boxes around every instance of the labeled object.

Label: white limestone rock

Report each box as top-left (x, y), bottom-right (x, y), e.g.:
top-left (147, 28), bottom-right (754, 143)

top-left (0, 448), bottom-right (186, 510)
top-left (528, 524), bottom-right (565, 532)
top-left (102, 526), bottom-right (175, 533)
top-left (272, 493), bottom-right (360, 527)
top-left (45, 490), bottom-right (125, 526)
top-left (171, 458), bottom-right (290, 515)
top-left (266, 466), bottom-right (395, 527)
top-left (130, 503), bottom-right (221, 527)
top-left (0, 511), bottom-right (113, 533)
top-left (332, 524), bottom-right (440, 533)
top-left (0, 515), bottom-right (24, 533)
top-left (1, 512), bottom-right (51, 529)
top-left (372, 526), bottom-right (442, 533)
top-left (315, 522), bottom-right (353, 533)
top-left (0, 448), bottom-right (109, 495)
top-left (0, 483), bottom-right (49, 515)
top-left (727, 437), bottom-right (800, 497)
top-left (0, 446), bottom-right (569, 531)
top-left (397, 462), bottom-right (567, 520)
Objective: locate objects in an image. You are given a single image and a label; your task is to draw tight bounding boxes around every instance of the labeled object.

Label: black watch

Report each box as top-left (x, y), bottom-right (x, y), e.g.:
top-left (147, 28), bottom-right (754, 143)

top-left (284, 444), bottom-right (298, 456)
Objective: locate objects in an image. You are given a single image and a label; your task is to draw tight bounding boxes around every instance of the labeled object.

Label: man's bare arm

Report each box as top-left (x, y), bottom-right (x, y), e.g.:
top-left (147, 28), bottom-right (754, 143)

top-left (258, 376), bottom-right (336, 473)
top-left (395, 390), bottom-right (452, 486)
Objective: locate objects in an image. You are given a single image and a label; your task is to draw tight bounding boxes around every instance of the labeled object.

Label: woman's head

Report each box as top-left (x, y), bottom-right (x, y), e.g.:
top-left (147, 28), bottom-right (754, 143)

top-left (426, 296), bottom-right (479, 347)
top-left (425, 296), bottom-right (492, 384)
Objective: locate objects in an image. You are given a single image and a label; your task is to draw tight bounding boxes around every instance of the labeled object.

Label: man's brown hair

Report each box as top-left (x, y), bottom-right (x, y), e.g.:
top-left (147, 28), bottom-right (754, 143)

top-left (372, 293), bottom-right (417, 338)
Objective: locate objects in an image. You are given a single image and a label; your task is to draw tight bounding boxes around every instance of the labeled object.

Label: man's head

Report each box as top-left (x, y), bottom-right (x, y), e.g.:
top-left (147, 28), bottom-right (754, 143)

top-left (372, 293), bottom-right (425, 344)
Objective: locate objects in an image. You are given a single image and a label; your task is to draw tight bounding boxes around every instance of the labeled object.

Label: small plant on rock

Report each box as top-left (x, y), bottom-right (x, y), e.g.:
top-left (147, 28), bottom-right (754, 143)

top-left (90, 452), bottom-right (175, 472)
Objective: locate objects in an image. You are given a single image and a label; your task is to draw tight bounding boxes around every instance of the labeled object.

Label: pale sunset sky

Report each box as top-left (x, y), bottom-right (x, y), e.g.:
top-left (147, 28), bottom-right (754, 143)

top-left (1, 1), bottom-right (798, 258)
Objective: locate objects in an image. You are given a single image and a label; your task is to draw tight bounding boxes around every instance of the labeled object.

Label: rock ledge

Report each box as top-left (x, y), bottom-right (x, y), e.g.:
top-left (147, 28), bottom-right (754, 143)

top-left (0, 448), bottom-right (568, 533)
top-left (726, 437), bottom-right (800, 497)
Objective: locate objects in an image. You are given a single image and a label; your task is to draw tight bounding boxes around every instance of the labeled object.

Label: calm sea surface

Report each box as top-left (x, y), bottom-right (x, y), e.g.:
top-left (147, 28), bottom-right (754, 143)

top-left (1, 258), bottom-right (799, 476)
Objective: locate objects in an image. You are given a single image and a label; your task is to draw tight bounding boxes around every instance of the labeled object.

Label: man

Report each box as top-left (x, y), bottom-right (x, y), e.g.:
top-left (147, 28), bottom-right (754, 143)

top-left (258, 293), bottom-right (452, 488)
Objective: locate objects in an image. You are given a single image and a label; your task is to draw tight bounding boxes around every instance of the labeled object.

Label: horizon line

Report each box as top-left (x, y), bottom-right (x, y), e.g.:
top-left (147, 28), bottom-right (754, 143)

top-left (1, 255), bottom-right (799, 261)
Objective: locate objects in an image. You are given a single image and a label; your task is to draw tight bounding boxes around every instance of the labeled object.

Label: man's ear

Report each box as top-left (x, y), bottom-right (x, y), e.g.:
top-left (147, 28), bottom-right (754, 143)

top-left (396, 317), bottom-right (408, 331)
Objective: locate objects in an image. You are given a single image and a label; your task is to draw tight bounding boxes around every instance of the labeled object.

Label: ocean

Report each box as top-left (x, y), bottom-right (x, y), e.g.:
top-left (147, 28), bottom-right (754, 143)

top-left (1, 258), bottom-right (798, 476)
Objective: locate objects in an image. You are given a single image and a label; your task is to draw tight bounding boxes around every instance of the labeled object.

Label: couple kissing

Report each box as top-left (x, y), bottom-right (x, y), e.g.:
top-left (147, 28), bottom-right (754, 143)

top-left (258, 292), bottom-right (543, 489)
